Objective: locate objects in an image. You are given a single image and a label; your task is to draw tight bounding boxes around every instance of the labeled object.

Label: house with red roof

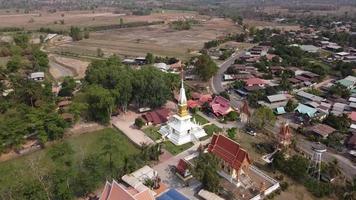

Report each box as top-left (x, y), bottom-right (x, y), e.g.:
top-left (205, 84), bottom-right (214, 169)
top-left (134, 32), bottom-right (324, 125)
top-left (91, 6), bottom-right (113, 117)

top-left (99, 180), bottom-right (155, 200)
top-left (244, 78), bottom-right (265, 87)
top-left (349, 112), bottom-right (356, 131)
top-left (209, 96), bottom-right (232, 117)
top-left (208, 134), bottom-right (252, 186)
top-left (142, 108), bottom-right (170, 125)
top-left (187, 93), bottom-right (212, 109)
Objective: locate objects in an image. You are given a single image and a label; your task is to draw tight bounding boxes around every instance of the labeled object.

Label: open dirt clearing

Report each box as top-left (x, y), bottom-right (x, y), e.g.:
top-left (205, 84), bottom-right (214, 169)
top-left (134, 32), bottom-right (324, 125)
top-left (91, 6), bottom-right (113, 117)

top-left (53, 56), bottom-right (90, 79)
top-left (48, 17), bottom-right (242, 60)
top-left (0, 10), bottom-right (201, 30)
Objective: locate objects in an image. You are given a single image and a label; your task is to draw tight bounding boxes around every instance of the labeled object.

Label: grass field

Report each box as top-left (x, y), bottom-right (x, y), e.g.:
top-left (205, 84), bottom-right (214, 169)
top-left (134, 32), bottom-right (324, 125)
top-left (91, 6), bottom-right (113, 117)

top-left (0, 128), bottom-right (139, 190)
top-left (143, 126), bottom-right (162, 141)
top-left (192, 113), bottom-right (209, 125)
top-left (163, 141), bottom-right (193, 155)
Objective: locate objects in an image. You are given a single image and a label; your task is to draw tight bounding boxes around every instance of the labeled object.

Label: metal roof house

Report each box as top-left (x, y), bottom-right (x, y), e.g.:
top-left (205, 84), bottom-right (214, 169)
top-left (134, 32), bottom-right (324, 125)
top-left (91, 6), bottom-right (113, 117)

top-left (297, 91), bottom-right (324, 103)
top-left (295, 103), bottom-right (318, 117)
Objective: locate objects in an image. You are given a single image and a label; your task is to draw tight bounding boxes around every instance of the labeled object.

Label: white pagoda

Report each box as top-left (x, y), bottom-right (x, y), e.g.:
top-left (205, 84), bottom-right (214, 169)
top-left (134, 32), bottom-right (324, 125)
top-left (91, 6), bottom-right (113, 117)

top-left (159, 78), bottom-right (207, 145)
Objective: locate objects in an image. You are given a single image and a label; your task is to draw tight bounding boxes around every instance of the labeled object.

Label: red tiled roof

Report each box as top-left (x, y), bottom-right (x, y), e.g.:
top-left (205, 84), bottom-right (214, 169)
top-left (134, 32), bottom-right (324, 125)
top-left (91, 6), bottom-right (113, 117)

top-left (349, 112), bottom-right (356, 122)
top-left (208, 134), bottom-right (251, 171)
top-left (100, 180), bottom-right (155, 200)
top-left (187, 100), bottom-right (199, 109)
top-left (209, 96), bottom-right (231, 116)
top-left (176, 159), bottom-right (188, 177)
top-left (143, 108), bottom-right (170, 125)
top-left (245, 78), bottom-right (265, 86)
top-left (199, 94), bottom-right (212, 104)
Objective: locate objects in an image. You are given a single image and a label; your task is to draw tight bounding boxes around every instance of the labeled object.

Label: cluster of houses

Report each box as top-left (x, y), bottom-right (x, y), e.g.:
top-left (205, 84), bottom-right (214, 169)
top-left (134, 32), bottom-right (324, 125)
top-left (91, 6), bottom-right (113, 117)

top-left (99, 133), bottom-right (280, 200)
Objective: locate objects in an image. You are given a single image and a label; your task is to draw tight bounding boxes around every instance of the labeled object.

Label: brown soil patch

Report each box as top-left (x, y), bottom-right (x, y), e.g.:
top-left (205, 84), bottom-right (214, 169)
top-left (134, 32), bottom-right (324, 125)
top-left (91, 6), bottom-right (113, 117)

top-left (48, 17), bottom-right (242, 60)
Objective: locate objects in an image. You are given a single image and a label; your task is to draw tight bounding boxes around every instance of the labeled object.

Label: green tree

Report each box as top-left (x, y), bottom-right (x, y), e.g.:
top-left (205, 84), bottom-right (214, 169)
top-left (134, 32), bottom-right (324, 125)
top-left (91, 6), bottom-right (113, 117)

top-left (47, 142), bottom-right (74, 167)
top-left (132, 67), bottom-right (170, 108)
top-left (85, 85), bottom-right (115, 124)
top-left (252, 106), bottom-right (276, 129)
top-left (323, 113), bottom-right (351, 132)
top-left (59, 76), bottom-right (76, 97)
top-left (227, 128), bottom-right (237, 139)
top-left (33, 48), bottom-right (49, 70)
top-left (194, 153), bottom-right (220, 192)
top-left (134, 117), bottom-right (145, 129)
top-left (69, 26), bottom-right (83, 41)
top-left (145, 52), bottom-right (155, 64)
top-left (232, 80), bottom-right (246, 90)
top-left (194, 54), bottom-right (218, 81)
top-left (13, 33), bottom-right (29, 48)
top-left (6, 55), bottom-right (22, 72)
top-left (285, 99), bottom-right (297, 112)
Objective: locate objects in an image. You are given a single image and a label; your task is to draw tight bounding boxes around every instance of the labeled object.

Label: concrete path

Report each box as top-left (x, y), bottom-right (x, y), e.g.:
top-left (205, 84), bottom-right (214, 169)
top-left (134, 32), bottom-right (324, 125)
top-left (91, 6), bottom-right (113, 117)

top-left (153, 139), bottom-right (211, 199)
top-left (111, 111), bottom-right (154, 146)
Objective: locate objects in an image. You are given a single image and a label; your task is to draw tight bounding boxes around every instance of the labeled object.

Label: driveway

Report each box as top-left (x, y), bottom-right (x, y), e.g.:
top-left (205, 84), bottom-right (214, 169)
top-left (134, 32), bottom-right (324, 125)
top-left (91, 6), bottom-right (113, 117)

top-left (111, 111), bottom-right (154, 146)
top-left (153, 139), bottom-right (212, 199)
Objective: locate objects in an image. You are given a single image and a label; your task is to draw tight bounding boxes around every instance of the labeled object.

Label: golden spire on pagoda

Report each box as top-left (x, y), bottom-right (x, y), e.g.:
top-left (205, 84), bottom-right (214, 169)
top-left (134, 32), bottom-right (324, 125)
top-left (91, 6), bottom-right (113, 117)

top-left (178, 69), bottom-right (188, 117)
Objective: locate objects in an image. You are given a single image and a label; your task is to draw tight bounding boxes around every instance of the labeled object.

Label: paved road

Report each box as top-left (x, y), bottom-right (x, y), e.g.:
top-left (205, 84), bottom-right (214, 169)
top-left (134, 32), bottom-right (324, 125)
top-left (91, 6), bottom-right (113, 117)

top-left (265, 121), bottom-right (356, 178)
top-left (211, 52), bottom-right (245, 94)
top-left (297, 137), bottom-right (356, 177)
top-left (153, 139), bottom-right (212, 199)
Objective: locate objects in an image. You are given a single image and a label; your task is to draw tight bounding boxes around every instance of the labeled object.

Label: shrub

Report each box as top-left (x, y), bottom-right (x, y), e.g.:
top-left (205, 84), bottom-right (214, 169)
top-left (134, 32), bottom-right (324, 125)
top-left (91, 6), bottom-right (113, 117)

top-left (135, 117), bottom-right (145, 129)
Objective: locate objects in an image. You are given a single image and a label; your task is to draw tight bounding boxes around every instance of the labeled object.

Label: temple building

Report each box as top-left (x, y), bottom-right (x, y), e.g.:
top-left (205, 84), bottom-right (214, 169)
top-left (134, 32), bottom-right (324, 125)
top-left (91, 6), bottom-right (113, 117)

top-left (208, 134), bottom-right (252, 187)
top-left (159, 78), bottom-right (207, 145)
top-left (278, 123), bottom-right (292, 147)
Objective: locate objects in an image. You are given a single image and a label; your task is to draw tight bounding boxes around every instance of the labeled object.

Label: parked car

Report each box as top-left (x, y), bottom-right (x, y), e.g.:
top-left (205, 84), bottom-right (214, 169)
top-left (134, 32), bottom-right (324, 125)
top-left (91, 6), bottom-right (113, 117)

top-left (246, 126), bottom-right (256, 136)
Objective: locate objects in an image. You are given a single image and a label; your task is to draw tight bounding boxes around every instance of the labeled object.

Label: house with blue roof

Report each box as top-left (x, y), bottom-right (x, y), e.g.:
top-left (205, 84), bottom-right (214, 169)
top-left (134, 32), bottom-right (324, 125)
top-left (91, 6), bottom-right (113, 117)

top-left (156, 189), bottom-right (189, 200)
top-left (295, 103), bottom-right (317, 118)
top-left (337, 75), bottom-right (356, 89)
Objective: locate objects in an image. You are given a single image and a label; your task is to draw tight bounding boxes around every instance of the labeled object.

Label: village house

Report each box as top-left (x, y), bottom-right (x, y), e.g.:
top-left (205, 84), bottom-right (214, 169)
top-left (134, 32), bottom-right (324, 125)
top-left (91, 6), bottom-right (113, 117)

top-left (142, 108), bottom-right (170, 126)
top-left (99, 180), bottom-right (155, 200)
top-left (337, 76), bottom-right (356, 90)
top-left (295, 103), bottom-right (318, 118)
top-left (243, 78), bottom-right (266, 92)
top-left (29, 72), bottom-right (45, 81)
top-left (297, 91), bottom-right (324, 103)
top-left (209, 96), bottom-right (232, 117)
top-left (208, 134), bottom-right (252, 187)
top-left (309, 123), bottom-right (336, 139)
top-left (187, 92), bottom-right (212, 109)
top-left (348, 112), bottom-right (356, 131)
